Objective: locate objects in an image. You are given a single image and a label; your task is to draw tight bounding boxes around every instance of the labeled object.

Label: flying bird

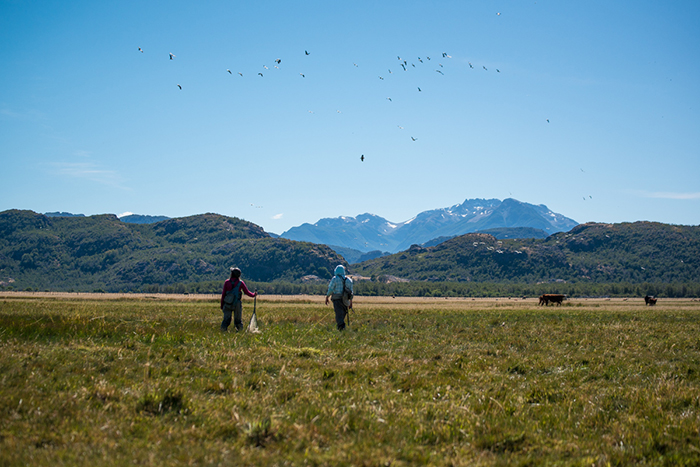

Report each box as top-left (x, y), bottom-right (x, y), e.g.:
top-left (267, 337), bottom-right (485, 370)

top-left (227, 69), bottom-right (232, 74)
top-left (418, 57), bottom-right (423, 63)
top-left (401, 64), bottom-right (406, 71)
top-left (177, 84), bottom-right (181, 89)
top-left (497, 12), bottom-right (501, 15)
top-left (436, 70), bottom-right (444, 75)
top-left (426, 56), bottom-right (431, 60)
top-left (275, 58), bottom-right (281, 64)
top-left (469, 62), bottom-right (474, 69)
top-left (305, 50), bottom-right (310, 55)
top-left (379, 76), bottom-right (384, 80)
top-left (274, 65), bottom-right (279, 69)
top-left (417, 87), bottom-right (421, 92)
top-left (138, 47), bottom-right (143, 53)
top-left (496, 69), bottom-right (500, 73)
top-left (547, 119), bottom-right (550, 123)
top-left (169, 53), bottom-right (175, 60)
top-left (397, 125), bottom-right (404, 129)
top-left (258, 72), bottom-right (263, 77)
top-left (386, 97), bottom-right (392, 101)
top-left (442, 52), bottom-right (447, 57)
top-left (411, 136), bottom-right (417, 141)
top-left (483, 66), bottom-right (488, 71)
top-left (238, 72), bottom-right (243, 76)
top-left (263, 65), bottom-right (268, 69)
top-left (353, 63), bottom-right (358, 67)
top-left (361, 155), bottom-right (364, 162)
top-left (299, 73), bottom-right (305, 77)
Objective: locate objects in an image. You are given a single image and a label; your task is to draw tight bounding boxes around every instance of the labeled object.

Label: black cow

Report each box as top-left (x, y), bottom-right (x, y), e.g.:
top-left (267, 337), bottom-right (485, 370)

top-left (539, 294), bottom-right (566, 306)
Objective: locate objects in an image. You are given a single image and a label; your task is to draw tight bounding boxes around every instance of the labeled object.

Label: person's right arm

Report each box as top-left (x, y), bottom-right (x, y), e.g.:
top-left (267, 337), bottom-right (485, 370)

top-left (220, 280), bottom-right (230, 309)
top-left (325, 277), bottom-right (336, 305)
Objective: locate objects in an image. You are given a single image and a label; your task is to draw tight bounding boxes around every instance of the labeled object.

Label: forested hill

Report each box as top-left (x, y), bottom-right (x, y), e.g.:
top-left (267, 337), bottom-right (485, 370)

top-left (0, 210), bottom-right (345, 292)
top-left (2, 211), bottom-right (698, 292)
top-left (354, 222), bottom-right (700, 284)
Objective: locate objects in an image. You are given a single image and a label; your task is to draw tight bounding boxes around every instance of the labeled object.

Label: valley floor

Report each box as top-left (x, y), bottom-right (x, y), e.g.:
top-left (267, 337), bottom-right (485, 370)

top-left (1, 295), bottom-right (699, 465)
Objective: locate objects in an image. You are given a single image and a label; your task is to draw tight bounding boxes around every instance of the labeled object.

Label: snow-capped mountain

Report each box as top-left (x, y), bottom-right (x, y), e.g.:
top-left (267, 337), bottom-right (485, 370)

top-left (280, 198), bottom-right (578, 253)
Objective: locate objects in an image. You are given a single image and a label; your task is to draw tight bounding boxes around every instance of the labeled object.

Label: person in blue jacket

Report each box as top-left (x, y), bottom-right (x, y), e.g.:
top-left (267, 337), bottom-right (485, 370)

top-left (325, 265), bottom-right (353, 331)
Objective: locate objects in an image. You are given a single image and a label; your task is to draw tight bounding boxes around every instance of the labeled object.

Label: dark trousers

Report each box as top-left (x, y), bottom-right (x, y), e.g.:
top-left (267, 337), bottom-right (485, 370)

top-left (332, 299), bottom-right (347, 331)
top-left (221, 302), bottom-right (243, 331)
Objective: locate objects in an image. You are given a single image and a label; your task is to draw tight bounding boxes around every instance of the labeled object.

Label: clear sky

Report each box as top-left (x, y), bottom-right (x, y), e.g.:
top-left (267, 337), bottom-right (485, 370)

top-left (1, 0), bottom-right (699, 234)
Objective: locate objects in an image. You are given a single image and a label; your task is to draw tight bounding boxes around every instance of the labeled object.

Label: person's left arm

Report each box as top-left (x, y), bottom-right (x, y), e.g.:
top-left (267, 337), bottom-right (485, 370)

top-left (347, 278), bottom-right (354, 308)
top-left (240, 280), bottom-right (256, 298)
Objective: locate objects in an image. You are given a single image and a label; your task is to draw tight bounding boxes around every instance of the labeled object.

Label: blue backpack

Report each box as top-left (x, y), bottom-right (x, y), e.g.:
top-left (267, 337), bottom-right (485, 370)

top-left (223, 281), bottom-right (242, 306)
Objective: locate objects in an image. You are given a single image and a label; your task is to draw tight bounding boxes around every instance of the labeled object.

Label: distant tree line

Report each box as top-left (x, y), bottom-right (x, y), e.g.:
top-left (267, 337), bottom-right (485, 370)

top-left (353, 281), bottom-right (700, 298)
top-left (138, 280), bottom-right (327, 296)
top-left (60, 280), bottom-right (700, 298)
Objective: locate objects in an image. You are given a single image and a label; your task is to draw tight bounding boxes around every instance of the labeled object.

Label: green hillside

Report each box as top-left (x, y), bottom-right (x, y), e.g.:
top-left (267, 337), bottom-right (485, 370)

top-left (0, 210), bottom-right (344, 292)
top-left (355, 222), bottom-right (700, 283)
top-left (2, 211), bottom-right (698, 293)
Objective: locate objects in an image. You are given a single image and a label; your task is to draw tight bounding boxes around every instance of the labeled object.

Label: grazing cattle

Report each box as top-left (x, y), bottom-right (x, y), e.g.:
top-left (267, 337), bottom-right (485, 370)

top-left (644, 295), bottom-right (657, 306)
top-left (539, 294), bottom-right (566, 306)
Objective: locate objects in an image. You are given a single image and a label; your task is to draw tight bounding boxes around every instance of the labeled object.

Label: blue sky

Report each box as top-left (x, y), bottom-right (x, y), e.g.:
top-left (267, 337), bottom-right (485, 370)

top-left (1, 0), bottom-right (698, 234)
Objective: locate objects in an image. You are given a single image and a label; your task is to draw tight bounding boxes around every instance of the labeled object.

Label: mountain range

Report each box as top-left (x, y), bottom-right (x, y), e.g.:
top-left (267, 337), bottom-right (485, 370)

top-left (2, 209), bottom-right (699, 292)
top-left (281, 198), bottom-right (578, 254)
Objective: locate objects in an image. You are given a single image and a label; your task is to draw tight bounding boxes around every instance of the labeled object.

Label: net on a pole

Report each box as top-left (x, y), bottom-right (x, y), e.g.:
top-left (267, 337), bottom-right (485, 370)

top-left (248, 312), bottom-right (260, 333)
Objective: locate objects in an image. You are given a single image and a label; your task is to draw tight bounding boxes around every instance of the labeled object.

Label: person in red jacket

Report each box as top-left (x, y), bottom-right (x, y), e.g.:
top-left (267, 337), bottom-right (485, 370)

top-left (220, 267), bottom-right (256, 331)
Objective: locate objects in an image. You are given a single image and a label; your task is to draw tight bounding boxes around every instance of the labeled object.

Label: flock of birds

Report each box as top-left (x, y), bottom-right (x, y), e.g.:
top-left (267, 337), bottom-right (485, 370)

top-left (138, 47), bottom-right (593, 208)
top-left (138, 46), bottom-right (508, 158)
top-left (138, 39), bottom-right (571, 199)
top-left (131, 11), bottom-right (602, 208)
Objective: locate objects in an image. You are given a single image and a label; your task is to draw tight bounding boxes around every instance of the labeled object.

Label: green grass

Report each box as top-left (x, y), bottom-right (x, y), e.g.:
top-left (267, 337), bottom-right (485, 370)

top-left (1, 296), bottom-right (700, 466)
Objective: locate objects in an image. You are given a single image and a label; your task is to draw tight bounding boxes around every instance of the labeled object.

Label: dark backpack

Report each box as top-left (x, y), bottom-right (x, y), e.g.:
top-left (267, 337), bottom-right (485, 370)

top-left (342, 277), bottom-right (353, 306)
top-left (223, 281), bottom-right (242, 306)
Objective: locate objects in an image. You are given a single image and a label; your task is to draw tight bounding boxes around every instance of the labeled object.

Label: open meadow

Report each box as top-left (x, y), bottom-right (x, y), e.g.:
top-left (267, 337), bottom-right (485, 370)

top-left (1, 293), bottom-right (699, 466)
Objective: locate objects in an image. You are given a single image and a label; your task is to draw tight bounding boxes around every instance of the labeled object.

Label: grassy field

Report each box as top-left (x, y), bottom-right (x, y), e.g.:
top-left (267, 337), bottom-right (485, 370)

top-left (1, 294), bottom-right (699, 466)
